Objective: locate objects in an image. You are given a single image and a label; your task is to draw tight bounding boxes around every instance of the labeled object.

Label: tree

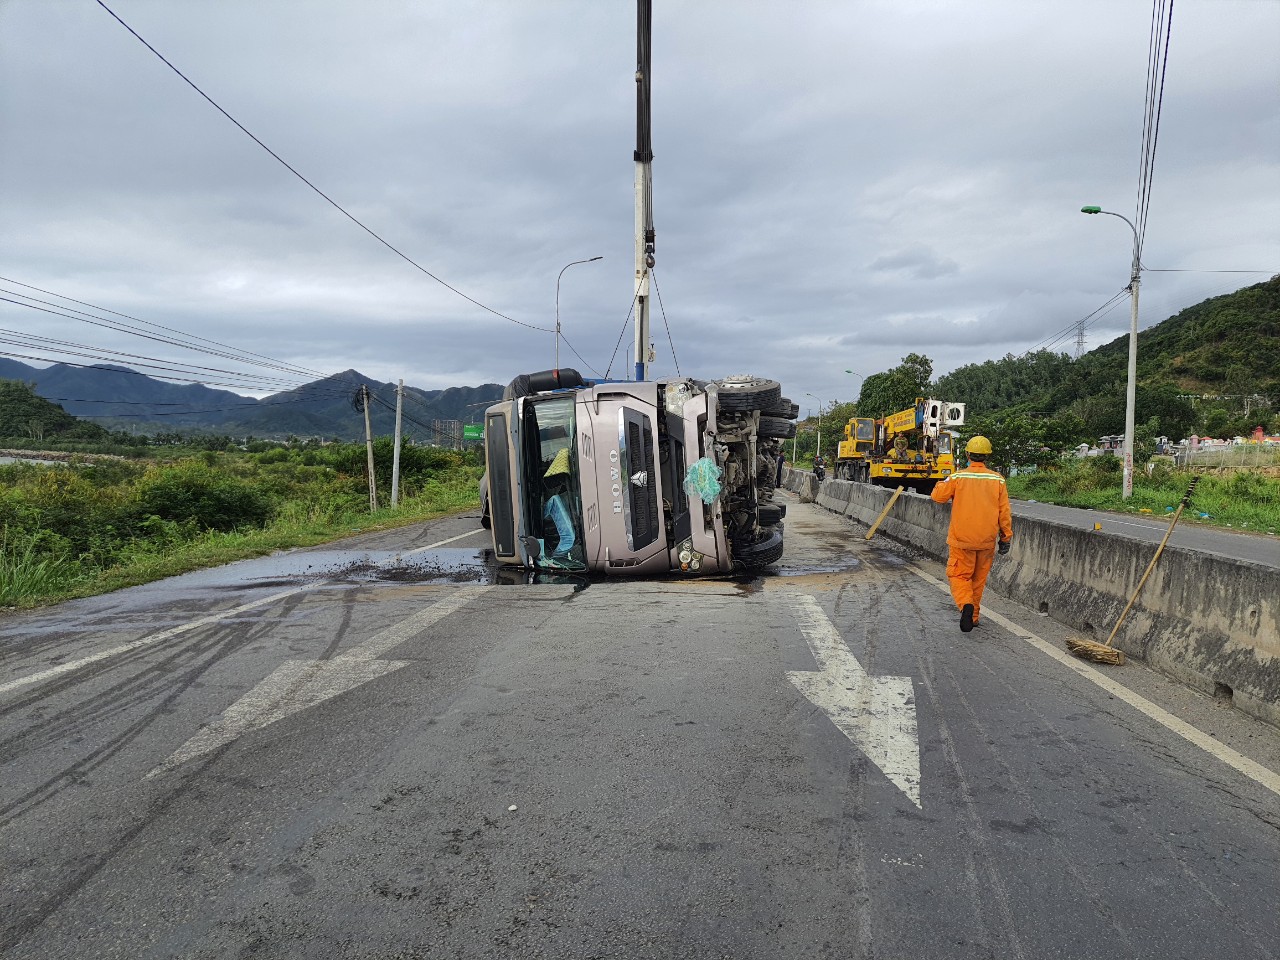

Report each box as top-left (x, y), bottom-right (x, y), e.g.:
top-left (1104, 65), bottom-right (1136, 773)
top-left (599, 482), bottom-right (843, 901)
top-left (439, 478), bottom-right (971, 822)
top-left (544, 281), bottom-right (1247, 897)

top-left (857, 354), bottom-right (935, 418)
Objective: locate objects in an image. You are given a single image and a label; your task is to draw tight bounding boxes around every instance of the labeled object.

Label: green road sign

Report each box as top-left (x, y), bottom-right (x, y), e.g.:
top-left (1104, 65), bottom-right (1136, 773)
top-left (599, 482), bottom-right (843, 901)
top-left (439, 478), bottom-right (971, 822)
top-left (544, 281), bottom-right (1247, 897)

top-left (463, 424), bottom-right (484, 440)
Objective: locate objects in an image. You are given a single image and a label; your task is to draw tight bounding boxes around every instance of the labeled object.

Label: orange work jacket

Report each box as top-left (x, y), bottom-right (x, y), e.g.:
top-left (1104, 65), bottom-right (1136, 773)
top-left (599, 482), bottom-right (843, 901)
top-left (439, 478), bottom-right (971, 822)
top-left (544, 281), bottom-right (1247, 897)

top-left (930, 463), bottom-right (1013, 551)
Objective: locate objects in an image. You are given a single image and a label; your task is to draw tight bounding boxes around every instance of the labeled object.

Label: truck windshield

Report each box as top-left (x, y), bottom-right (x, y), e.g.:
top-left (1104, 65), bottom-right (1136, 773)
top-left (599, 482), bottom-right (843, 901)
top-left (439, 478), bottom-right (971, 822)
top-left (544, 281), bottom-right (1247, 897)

top-left (521, 395), bottom-right (587, 571)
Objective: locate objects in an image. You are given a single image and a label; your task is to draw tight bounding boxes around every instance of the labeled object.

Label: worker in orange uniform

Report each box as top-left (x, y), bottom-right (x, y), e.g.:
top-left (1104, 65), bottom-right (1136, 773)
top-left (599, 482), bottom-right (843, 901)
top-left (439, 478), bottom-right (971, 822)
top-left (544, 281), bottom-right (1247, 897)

top-left (930, 436), bottom-right (1012, 632)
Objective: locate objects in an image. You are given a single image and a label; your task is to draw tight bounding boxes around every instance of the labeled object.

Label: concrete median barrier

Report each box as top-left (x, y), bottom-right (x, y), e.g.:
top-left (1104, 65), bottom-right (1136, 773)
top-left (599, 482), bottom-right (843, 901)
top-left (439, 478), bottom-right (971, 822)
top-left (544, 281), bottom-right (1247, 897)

top-left (782, 468), bottom-right (1280, 729)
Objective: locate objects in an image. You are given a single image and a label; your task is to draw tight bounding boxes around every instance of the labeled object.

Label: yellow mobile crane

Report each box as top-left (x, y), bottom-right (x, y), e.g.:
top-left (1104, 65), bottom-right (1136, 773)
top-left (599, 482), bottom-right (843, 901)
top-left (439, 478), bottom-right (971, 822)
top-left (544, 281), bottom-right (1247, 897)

top-left (835, 416), bottom-right (876, 483)
top-left (849, 398), bottom-right (966, 494)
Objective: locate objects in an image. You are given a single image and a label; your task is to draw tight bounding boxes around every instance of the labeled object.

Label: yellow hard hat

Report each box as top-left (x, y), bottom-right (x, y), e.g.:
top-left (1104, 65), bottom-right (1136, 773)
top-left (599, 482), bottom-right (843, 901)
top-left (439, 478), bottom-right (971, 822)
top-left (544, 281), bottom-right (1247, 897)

top-left (966, 435), bottom-right (993, 455)
top-left (544, 446), bottom-right (572, 478)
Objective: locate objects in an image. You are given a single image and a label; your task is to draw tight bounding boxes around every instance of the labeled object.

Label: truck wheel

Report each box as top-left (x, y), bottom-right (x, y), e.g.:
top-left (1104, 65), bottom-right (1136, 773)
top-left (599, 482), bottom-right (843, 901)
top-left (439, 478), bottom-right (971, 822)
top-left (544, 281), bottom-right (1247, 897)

top-left (715, 375), bottom-right (781, 412)
top-left (734, 526), bottom-right (784, 568)
top-left (759, 416), bottom-right (796, 439)
top-left (765, 396), bottom-right (799, 420)
top-left (759, 503), bottom-right (785, 525)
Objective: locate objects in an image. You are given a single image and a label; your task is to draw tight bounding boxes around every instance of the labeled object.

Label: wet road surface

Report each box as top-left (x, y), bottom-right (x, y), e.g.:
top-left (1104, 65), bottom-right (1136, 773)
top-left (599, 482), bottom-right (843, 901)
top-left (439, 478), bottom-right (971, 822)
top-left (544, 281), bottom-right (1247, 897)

top-left (2, 495), bottom-right (1278, 959)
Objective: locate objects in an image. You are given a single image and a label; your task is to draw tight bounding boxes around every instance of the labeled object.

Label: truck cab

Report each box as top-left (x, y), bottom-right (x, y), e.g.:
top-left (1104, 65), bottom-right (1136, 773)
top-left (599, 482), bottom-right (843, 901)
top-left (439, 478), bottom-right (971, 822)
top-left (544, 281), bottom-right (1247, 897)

top-left (481, 370), bottom-right (794, 576)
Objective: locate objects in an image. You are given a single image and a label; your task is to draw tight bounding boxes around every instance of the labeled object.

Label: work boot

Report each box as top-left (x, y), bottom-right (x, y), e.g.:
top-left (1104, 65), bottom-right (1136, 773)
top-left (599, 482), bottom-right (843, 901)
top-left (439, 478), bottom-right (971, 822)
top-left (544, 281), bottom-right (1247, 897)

top-left (960, 604), bottom-right (974, 633)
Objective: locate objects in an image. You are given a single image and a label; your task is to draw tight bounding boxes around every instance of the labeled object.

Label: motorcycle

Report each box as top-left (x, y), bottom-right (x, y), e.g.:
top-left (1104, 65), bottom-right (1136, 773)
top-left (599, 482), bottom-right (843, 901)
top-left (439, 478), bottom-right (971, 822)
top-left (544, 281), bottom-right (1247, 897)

top-left (813, 460), bottom-right (826, 482)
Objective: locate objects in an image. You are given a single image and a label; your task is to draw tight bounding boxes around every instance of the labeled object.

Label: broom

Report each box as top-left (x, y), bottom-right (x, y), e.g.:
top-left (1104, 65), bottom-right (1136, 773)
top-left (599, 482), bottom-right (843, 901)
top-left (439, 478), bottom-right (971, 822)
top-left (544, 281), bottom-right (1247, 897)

top-left (1066, 477), bottom-right (1198, 665)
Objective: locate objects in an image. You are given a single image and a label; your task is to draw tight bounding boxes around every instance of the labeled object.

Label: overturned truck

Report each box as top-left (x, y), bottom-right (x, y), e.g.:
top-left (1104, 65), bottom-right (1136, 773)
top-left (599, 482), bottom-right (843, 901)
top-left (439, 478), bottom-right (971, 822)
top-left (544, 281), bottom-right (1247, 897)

top-left (480, 370), bottom-right (797, 576)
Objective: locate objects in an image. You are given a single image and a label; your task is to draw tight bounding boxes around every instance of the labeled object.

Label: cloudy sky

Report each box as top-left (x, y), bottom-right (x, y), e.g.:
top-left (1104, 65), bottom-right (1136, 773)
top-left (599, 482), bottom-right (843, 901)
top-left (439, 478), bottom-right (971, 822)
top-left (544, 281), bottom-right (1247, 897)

top-left (2, 0), bottom-right (1277, 410)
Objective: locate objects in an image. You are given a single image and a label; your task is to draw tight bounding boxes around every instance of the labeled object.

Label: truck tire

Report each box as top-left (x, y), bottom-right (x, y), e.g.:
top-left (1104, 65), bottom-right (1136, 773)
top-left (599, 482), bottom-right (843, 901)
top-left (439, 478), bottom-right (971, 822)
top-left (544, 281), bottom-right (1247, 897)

top-left (734, 526), bottom-right (784, 569)
top-left (759, 416), bottom-right (796, 439)
top-left (765, 396), bottom-right (799, 420)
top-left (758, 502), bottom-right (785, 525)
top-left (715, 375), bottom-right (781, 412)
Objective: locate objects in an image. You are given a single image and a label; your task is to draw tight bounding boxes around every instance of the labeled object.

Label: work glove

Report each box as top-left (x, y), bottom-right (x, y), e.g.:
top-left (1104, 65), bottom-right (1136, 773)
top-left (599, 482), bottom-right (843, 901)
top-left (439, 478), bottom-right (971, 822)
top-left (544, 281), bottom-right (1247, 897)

top-left (997, 539), bottom-right (1011, 555)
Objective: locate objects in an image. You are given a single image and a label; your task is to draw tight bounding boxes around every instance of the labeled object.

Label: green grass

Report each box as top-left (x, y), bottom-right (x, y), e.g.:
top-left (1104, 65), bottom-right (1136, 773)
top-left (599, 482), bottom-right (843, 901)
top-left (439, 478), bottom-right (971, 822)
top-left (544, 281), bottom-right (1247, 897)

top-left (0, 460), bottom-right (483, 609)
top-left (1008, 462), bottom-right (1280, 536)
top-left (0, 528), bottom-right (87, 605)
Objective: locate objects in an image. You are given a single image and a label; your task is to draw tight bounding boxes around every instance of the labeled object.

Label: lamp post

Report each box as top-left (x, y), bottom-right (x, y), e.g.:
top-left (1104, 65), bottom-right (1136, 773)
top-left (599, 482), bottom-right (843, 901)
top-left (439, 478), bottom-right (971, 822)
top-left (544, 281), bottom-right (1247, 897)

top-left (1081, 205), bottom-right (1140, 499)
top-left (805, 392), bottom-right (822, 458)
top-left (844, 369), bottom-right (865, 408)
top-left (555, 256), bottom-right (603, 368)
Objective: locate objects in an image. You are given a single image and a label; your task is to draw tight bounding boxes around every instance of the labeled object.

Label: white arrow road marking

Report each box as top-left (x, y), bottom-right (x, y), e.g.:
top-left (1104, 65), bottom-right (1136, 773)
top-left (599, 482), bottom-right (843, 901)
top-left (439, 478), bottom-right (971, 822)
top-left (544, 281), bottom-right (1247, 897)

top-left (785, 593), bottom-right (921, 808)
top-left (147, 586), bottom-right (489, 778)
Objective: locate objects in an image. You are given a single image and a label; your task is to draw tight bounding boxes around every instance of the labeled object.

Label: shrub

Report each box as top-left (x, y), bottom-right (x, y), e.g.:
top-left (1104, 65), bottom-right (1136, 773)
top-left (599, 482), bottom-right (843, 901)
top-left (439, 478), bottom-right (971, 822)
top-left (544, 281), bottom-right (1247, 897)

top-left (137, 461), bottom-right (274, 532)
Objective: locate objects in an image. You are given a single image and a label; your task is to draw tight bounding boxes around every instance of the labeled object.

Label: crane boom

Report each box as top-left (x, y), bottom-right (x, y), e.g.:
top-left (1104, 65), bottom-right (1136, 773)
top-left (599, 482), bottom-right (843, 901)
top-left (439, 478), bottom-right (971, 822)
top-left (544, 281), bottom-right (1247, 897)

top-left (633, 0), bottom-right (655, 381)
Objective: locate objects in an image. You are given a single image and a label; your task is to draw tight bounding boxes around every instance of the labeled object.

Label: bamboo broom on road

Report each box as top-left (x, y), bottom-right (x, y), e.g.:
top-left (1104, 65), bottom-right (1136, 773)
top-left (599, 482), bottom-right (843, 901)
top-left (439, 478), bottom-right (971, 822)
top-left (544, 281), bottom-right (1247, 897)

top-left (1066, 477), bottom-right (1199, 665)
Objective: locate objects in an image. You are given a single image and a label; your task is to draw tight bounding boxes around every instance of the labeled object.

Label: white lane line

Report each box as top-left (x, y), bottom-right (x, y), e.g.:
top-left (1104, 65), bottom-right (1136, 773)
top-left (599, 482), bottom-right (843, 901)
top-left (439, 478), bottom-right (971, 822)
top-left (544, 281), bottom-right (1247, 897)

top-left (908, 564), bottom-right (1280, 800)
top-left (0, 526), bottom-right (490, 697)
top-left (0, 586), bottom-right (315, 696)
top-left (400, 528), bottom-right (488, 557)
top-left (146, 586), bottom-right (489, 776)
top-left (785, 593), bottom-right (921, 809)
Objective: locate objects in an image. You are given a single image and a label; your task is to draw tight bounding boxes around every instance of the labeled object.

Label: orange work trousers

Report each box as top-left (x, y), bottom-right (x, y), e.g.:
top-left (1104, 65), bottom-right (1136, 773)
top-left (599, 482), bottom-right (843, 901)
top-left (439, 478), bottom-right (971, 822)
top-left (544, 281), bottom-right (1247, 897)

top-left (945, 547), bottom-right (995, 623)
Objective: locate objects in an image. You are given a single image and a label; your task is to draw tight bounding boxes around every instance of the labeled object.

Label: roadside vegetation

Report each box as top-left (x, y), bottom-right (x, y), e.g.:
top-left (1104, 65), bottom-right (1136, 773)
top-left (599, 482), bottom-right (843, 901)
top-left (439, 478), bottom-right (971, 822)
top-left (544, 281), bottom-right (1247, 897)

top-left (1006, 456), bottom-right (1280, 535)
top-left (0, 438), bottom-right (482, 609)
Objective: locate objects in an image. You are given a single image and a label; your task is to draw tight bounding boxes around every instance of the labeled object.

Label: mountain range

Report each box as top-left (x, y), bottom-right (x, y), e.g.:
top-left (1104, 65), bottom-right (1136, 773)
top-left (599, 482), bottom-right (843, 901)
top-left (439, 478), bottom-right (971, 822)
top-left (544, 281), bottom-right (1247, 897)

top-left (0, 360), bottom-right (504, 443)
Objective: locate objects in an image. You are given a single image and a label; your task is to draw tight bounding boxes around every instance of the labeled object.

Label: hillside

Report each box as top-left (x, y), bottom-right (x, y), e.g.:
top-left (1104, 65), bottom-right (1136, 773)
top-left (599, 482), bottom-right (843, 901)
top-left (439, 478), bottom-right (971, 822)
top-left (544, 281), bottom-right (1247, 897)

top-left (932, 275), bottom-right (1280, 440)
top-left (0, 360), bottom-right (504, 442)
top-left (0, 379), bottom-right (109, 442)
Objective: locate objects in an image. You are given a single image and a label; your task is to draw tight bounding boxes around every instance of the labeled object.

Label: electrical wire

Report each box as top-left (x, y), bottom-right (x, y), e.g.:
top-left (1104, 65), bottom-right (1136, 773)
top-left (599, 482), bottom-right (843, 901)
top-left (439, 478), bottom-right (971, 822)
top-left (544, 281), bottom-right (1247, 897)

top-left (0, 275), bottom-right (329, 381)
top-left (0, 346), bottom-right (357, 400)
top-left (1134, 0), bottom-right (1175, 264)
top-left (0, 310), bottom-right (320, 394)
top-left (604, 286), bottom-right (642, 380)
top-left (364, 392), bottom-right (468, 445)
top-left (556, 332), bottom-right (604, 379)
top-left (94, 0), bottom-right (552, 334)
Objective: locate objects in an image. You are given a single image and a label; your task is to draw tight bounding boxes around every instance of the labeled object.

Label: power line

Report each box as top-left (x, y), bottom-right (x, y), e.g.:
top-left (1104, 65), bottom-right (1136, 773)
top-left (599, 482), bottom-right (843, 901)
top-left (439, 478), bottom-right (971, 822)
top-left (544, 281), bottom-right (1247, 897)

top-left (605, 287), bottom-right (642, 380)
top-left (0, 307), bottom-right (319, 394)
top-left (0, 348), bottom-right (353, 398)
top-left (94, 0), bottom-right (552, 334)
top-left (1134, 0), bottom-right (1175, 260)
top-left (0, 275), bottom-right (329, 381)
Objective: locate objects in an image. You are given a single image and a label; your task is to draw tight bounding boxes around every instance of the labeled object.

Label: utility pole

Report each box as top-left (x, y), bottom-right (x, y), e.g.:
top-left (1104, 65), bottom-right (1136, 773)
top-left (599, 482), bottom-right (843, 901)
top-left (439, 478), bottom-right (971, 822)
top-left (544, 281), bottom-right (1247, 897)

top-left (633, 0), bottom-right (655, 381)
top-left (1082, 205), bottom-right (1141, 499)
top-left (391, 379), bottom-right (403, 508)
top-left (361, 385), bottom-right (378, 512)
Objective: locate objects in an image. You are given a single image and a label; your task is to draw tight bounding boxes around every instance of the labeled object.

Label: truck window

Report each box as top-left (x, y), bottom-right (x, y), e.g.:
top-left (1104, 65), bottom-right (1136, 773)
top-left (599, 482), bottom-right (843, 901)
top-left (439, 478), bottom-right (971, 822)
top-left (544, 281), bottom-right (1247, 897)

top-left (485, 410), bottom-right (515, 556)
top-left (521, 396), bottom-right (587, 571)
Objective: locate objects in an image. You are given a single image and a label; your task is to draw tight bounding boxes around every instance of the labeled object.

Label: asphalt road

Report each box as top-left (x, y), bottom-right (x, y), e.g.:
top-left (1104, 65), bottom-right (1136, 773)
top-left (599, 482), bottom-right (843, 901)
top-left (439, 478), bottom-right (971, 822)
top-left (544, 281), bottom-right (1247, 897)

top-left (1009, 498), bottom-right (1279, 569)
top-left (2, 495), bottom-right (1278, 959)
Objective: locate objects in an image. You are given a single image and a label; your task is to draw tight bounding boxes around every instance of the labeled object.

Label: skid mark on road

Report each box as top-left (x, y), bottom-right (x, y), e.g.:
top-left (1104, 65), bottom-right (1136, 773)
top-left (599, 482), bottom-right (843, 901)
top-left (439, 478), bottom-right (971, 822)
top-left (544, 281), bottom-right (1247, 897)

top-left (914, 658), bottom-right (1027, 960)
top-left (0, 529), bottom-right (488, 698)
top-left (147, 586), bottom-right (491, 776)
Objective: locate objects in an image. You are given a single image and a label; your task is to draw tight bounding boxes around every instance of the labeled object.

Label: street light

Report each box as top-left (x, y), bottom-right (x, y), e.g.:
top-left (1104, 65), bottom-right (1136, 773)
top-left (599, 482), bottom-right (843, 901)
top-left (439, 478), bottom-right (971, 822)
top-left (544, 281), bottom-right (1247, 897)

top-left (556, 256), bottom-right (603, 368)
top-left (1082, 205), bottom-right (1141, 499)
top-left (844, 369), bottom-right (864, 403)
top-left (805, 392), bottom-right (823, 458)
